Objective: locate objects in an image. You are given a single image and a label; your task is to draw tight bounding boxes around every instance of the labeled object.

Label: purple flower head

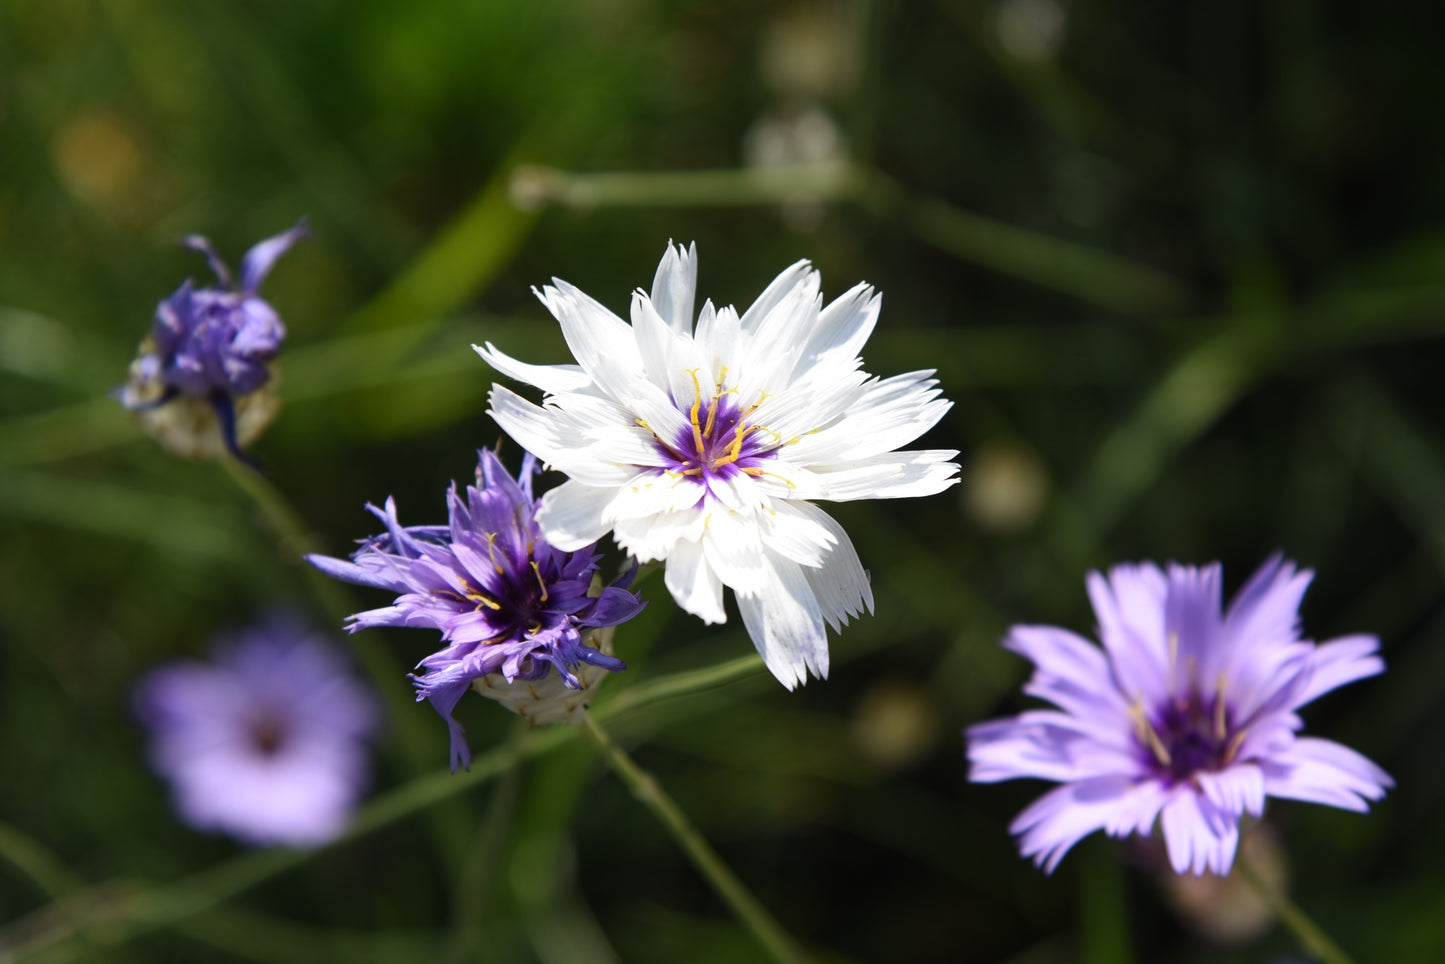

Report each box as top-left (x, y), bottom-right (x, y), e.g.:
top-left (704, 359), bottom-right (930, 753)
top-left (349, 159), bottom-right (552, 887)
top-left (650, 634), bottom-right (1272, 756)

top-left (134, 615), bottom-right (378, 848)
top-left (119, 220), bottom-right (308, 463)
top-left (306, 450), bottom-right (647, 771)
top-left (967, 555), bottom-right (1392, 876)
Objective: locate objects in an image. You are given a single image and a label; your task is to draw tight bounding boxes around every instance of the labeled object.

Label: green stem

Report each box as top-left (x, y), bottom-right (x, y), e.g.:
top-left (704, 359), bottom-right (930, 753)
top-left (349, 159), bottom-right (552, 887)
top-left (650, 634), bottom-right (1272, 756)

top-left (579, 714), bottom-right (809, 964)
top-left (509, 163), bottom-right (1186, 315)
top-left (1234, 853), bottom-right (1358, 964)
top-left (0, 654), bottom-right (767, 962)
top-left (216, 457), bottom-right (434, 764)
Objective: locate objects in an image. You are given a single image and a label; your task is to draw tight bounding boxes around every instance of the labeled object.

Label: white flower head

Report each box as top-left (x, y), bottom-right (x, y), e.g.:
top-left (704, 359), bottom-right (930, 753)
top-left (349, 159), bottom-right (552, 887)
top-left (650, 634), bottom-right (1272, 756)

top-left (477, 242), bottom-right (959, 688)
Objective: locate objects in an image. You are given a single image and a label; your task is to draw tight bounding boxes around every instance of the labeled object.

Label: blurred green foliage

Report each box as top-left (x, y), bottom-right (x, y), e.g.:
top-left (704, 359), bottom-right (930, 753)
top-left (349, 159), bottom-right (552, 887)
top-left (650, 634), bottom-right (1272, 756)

top-left (3, 0), bottom-right (1445, 961)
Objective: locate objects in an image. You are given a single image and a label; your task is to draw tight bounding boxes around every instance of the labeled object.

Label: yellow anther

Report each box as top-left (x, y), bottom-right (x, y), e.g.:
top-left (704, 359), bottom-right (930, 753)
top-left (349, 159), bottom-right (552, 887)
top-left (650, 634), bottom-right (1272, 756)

top-left (686, 369), bottom-right (706, 453)
top-left (741, 467), bottom-right (796, 487)
top-left (530, 560), bottom-right (549, 602)
top-left (1213, 674), bottom-right (1229, 741)
top-left (1221, 728), bottom-right (1248, 764)
top-left (485, 532), bottom-right (505, 574)
top-left (1130, 705), bottom-right (1171, 768)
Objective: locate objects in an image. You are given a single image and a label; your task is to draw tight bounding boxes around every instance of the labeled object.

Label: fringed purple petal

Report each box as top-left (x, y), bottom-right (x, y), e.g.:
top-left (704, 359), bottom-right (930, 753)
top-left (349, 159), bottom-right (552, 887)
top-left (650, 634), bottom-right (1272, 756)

top-left (239, 218), bottom-right (309, 294)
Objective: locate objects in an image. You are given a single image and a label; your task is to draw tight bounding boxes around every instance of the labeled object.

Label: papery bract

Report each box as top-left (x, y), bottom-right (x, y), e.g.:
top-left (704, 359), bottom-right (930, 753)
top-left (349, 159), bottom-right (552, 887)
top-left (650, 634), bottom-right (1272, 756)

top-left (119, 220), bottom-right (307, 462)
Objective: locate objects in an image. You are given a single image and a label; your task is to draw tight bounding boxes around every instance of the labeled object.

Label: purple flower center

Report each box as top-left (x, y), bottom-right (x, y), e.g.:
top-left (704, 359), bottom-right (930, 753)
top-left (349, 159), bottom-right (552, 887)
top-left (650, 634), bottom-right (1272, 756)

top-left (651, 379), bottom-right (779, 482)
top-left (1133, 685), bottom-right (1243, 785)
top-left (248, 712), bottom-right (289, 757)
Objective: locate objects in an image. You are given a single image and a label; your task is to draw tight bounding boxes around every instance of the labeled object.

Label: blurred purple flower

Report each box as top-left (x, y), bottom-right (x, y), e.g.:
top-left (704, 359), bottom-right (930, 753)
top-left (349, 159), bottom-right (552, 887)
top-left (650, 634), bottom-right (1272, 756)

top-left (119, 220), bottom-right (307, 463)
top-left (307, 450), bottom-right (646, 771)
top-left (967, 555), bottom-right (1392, 876)
top-left (134, 616), bottom-right (378, 848)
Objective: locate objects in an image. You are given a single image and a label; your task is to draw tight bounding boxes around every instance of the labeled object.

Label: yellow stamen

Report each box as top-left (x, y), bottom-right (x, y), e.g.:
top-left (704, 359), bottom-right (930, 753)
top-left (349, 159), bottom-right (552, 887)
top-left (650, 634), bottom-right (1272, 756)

top-left (741, 467), bottom-right (796, 487)
top-left (1221, 728), bottom-right (1248, 765)
top-left (530, 560), bottom-right (549, 602)
top-left (1213, 674), bottom-right (1229, 741)
top-left (1130, 705), bottom-right (1171, 768)
top-left (686, 369), bottom-right (706, 454)
top-left (485, 533), bottom-right (505, 574)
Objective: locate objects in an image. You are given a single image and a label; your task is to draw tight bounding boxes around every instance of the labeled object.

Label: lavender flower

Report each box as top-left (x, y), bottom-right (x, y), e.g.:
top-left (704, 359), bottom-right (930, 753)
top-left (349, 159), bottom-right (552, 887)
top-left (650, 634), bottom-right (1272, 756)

top-left (134, 616), bottom-right (378, 848)
top-left (119, 220), bottom-right (307, 463)
top-left (967, 555), bottom-right (1392, 876)
top-left (307, 450), bottom-right (647, 771)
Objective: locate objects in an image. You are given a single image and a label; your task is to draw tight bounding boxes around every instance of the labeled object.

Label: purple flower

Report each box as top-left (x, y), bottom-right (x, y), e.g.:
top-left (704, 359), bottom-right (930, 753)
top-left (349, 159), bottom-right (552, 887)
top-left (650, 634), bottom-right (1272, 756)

top-left (307, 450), bottom-right (647, 771)
top-left (967, 555), bottom-right (1392, 876)
top-left (134, 616), bottom-right (378, 848)
top-left (120, 220), bottom-right (308, 463)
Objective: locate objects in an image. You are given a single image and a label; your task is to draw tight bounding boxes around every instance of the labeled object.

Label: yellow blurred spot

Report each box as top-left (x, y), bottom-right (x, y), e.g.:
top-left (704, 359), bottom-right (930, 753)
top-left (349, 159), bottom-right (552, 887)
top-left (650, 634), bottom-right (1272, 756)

top-left (50, 109), bottom-right (151, 218)
top-left (962, 440), bottom-right (1050, 533)
top-left (852, 680), bottom-right (938, 770)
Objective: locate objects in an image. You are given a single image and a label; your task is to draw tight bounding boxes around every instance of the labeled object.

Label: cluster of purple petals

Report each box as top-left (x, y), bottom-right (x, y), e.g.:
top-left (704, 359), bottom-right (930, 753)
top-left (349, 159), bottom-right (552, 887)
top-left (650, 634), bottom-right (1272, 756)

top-left (967, 554), bottom-right (1392, 877)
top-left (134, 615), bottom-right (378, 848)
top-left (121, 221), bottom-right (307, 456)
top-left (307, 450), bottom-right (646, 771)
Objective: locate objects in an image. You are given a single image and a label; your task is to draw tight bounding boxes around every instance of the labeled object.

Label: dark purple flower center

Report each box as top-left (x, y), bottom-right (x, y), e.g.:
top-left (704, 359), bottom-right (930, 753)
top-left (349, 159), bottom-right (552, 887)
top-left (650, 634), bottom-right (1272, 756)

top-left (650, 380), bottom-right (779, 481)
top-left (1134, 686), bottom-right (1243, 784)
top-left (249, 714), bottom-right (289, 757)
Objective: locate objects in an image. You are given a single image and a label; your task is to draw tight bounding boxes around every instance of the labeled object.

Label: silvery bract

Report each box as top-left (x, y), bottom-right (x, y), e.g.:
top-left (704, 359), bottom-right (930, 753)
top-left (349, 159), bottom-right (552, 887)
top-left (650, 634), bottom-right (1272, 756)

top-left (479, 243), bottom-right (958, 689)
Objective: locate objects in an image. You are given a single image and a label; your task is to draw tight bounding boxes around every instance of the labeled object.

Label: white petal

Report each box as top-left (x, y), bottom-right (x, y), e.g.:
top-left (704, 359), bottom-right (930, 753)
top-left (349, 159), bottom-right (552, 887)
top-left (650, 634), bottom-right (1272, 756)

top-left (539, 280), bottom-right (661, 406)
top-left (604, 472), bottom-right (706, 523)
top-left (757, 499), bottom-right (837, 569)
top-left (649, 241), bottom-right (698, 335)
top-left (793, 502), bottom-right (874, 630)
top-left (786, 370), bottom-right (953, 464)
top-left (736, 552), bottom-right (828, 688)
top-left (488, 386), bottom-right (635, 486)
top-left (796, 282), bottom-right (879, 376)
top-left (473, 342), bottom-right (593, 396)
top-left (695, 302), bottom-right (739, 382)
top-left (614, 504), bottom-right (707, 562)
top-left (700, 506), bottom-right (769, 594)
top-left (739, 259), bottom-right (814, 333)
top-left (805, 450), bottom-right (961, 501)
top-left (663, 538), bottom-right (726, 624)
top-left (535, 481), bottom-right (616, 551)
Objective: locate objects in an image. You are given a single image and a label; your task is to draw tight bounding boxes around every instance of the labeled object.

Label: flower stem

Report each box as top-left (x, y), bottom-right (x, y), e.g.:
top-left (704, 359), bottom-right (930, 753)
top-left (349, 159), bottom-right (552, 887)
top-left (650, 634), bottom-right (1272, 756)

top-left (579, 714), bottom-right (810, 964)
top-left (216, 456), bottom-right (430, 760)
top-left (1234, 853), bottom-right (1359, 964)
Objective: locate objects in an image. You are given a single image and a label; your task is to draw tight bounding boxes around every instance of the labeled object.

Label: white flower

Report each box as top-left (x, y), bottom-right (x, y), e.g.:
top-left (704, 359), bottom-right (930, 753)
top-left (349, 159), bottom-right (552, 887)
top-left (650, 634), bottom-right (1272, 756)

top-left (476, 242), bottom-right (959, 688)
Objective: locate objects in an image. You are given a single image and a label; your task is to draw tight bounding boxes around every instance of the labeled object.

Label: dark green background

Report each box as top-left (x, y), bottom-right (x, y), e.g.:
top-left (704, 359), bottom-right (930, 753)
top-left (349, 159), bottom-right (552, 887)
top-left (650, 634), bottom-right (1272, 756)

top-left (2, 1), bottom-right (1441, 961)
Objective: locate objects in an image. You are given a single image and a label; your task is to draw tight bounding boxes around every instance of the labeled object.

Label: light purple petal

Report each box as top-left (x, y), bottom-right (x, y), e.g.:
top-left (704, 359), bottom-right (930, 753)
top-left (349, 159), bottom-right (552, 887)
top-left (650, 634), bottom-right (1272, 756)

top-left (1292, 634), bottom-right (1385, 710)
top-left (1261, 736), bottom-right (1393, 813)
top-left (1008, 776), bottom-right (1137, 873)
top-left (239, 218), bottom-right (309, 293)
top-left (1160, 791), bottom-right (1239, 876)
top-left (1087, 564), bottom-right (1171, 705)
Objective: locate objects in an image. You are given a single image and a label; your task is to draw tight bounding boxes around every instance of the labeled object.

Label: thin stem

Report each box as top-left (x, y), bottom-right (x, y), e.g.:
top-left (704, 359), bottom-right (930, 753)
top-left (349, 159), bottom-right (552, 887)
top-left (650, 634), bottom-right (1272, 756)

top-left (1234, 853), bottom-right (1358, 964)
top-left (0, 653), bottom-right (767, 962)
top-left (216, 457), bottom-right (434, 765)
top-left (579, 714), bottom-right (809, 964)
top-left (508, 163), bottom-right (1186, 315)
